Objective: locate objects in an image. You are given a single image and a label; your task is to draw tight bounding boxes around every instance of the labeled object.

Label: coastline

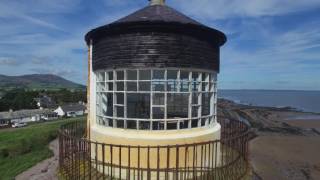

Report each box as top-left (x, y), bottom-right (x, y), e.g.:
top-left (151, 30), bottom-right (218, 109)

top-left (218, 98), bottom-right (320, 180)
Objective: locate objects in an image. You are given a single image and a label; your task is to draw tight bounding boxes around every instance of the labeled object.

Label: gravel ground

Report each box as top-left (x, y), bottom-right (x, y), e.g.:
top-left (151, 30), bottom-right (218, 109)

top-left (15, 139), bottom-right (59, 180)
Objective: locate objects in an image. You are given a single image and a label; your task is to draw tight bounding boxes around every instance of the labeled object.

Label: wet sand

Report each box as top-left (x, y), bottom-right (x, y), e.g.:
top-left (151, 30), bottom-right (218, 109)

top-left (250, 119), bottom-right (320, 180)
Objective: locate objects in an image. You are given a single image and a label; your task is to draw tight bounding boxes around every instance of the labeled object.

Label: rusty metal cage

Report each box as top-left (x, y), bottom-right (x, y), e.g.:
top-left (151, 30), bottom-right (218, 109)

top-left (59, 117), bottom-right (251, 180)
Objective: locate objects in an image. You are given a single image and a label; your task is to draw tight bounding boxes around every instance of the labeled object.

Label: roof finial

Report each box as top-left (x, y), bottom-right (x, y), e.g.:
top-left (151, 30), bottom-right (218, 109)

top-left (149, 0), bottom-right (166, 6)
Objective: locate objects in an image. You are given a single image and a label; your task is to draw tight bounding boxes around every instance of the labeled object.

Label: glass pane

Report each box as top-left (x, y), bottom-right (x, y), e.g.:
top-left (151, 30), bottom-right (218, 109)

top-left (167, 121), bottom-right (177, 130)
top-left (179, 120), bottom-right (189, 129)
top-left (108, 72), bottom-right (114, 80)
top-left (139, 70), bottom-right (151, 80)
top-left (153, 93), bottom-right (164, 105)
top-left (152, 81), bottom-right (165, 91)
top-left (192, 93), bottom-right (199, 104)
top-left (116, 106), bottom-right (124, 117)
top-left (202, 83), bottom-right (207, 91)
top-left (153, 70), bottom-right (165, 80)
top-left (127, 120), bottom-right (137, 129)
top-left (139, 82), bottom-right (151, 91)
top-left (107, 118), bottom-right (113, 127)
top-left (192, 72), bottom-right (199, 82)
top-left (116, 82), bottom-right (124, 91)
top-left (180, 81), bottom-right (189, 92)
top-left (192, 106), bottom-right (198, 117)
top-left (116, 93), bottom-right (124, 104)
top-left (152, 121), bottom-right (165, 130)
top-left (101, 93), bottom-right (108, 115)
top-left (139, 121), bottom-right (150, 130)
top-left (117, 71), bottom-right (124, 80)
top-left (167, 70), bottom-right (177, 80)
top-left (107, 82), bottom-right (113, 91)
top-left (97, 116), bottom-right (102, 125)
top-left (192, 82), bottom-right (200, 91)
top-left (97, 72), bottom-right (105, 82)
top-left (116, 119), bottom-right (124, 128)
top-left (106, 93), bottom-right (113, 116)
top-left (202, 93), bottom-right (211, 116)
top-left (167, 81), bottom-right (178, 92)
top-left (97, 82), bottom-right (105, 92)
top-left (211, 74), bottom-right (217, 82)
top-left (127, 93), bottom-right (150, 118)
top-left (127, 70), bottom-right (137, 80)
top-left (201, 118), bottom-right (207, 126)
top-left (127, 82), bottom-right (137, 91)
top-left (209, 83), bottom-right (214, 92)
top-left (167, 93), bottom-right (188, 118)
top-left (180, 71), bottom-right (189, 81)
top-left (153, 107), bottom-right (164, 119)
top-left (191, 119), bottom-right (199, 128)
top-left (202, 73), bottom-right (208, 81)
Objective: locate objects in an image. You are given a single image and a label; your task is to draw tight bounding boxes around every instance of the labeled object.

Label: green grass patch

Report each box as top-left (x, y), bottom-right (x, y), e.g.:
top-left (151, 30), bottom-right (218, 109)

top-left (0, 117), bottom-right (85, 180)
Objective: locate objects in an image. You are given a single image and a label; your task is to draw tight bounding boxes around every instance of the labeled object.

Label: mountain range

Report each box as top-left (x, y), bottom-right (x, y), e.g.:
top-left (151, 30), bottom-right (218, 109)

top-left (0, 74), bottom-right (85, 91)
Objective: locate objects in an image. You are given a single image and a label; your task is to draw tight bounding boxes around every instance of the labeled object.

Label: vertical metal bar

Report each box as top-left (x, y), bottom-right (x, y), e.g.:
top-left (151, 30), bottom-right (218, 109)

top-left (110, 145), bottom-right (113, 178)
top-left (119, 145), bottom-right (122, 179)
top-left (78, 139), bottom-right (81, 180)
top-left (166, 146), bottom-right (170, 179)
top-left (193, 145), bottom-right (196, 180)
top-left (71, 137), bottom-right (74, 178)
top-left (200, 145), bottom-right (203, 179)
top-left (214, 142), bottom-right (218, 180)
top-left (102, 144), bottom-right (105, 179)
top-left (138, 146), bottom-right (140, 179)
top-left (95, 143), bottom-right (98, 179)
top-left (176, 146), bottom-right (179, 180)
top-left (89, 141), bottom-right (91, 180)
top-left (147, 146), bottom-right (150, 179)
top-left (157, 146), bottom-right (160, 180)
top-left (83, 140), bottom-right (86, 180)
top-left (184, 146), bottom-right (188, 180)
top-left (128, 146), bottom-right (131, 180)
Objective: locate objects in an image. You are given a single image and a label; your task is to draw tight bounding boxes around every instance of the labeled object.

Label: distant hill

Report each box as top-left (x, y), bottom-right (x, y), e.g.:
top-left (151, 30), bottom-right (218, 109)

top-left (0, 74), bottom-right (85, 91)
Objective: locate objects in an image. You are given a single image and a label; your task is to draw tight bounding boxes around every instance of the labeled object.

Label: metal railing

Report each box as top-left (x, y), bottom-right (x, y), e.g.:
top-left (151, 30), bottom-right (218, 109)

top-left (59, 117), bottom-right (251, 180)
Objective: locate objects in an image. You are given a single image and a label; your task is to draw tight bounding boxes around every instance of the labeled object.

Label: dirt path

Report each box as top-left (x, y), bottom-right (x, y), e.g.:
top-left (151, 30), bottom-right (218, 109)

top-left (16, 139), bottom-right (59, 180)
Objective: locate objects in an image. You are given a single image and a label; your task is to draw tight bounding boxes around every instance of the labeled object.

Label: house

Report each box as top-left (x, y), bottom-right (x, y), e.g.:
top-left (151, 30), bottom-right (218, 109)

top-left (54, 104), bottom-right (86, 117)
top-left (0, 109), bottom-right (58, 126)
top-left (34, 95), bottom-right (56, 109)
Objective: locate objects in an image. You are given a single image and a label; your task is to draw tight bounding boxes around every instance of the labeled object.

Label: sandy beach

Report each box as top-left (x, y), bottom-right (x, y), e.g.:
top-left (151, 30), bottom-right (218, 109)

top-left (218, 99), bottom-right (320, 180)
top-left (249, 115), bottom-right (320, 179)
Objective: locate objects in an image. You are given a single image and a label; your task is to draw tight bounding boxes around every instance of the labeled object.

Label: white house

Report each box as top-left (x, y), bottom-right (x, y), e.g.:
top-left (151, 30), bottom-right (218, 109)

top-left (54, 104), bottom-right (86, 117)
top-left (0, 109), bottom-right (58, 126)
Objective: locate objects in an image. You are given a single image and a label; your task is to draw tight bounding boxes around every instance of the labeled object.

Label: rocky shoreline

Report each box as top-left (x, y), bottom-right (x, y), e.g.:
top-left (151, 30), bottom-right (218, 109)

top-left (218, 98), bottom-right (320, 136)
top-left (218, 98), bottom-right (320, 180)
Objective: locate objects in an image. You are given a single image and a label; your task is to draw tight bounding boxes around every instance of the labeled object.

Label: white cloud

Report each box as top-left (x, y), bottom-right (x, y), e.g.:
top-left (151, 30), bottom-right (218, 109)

top-left (0, 58), bottom-right (20, 66)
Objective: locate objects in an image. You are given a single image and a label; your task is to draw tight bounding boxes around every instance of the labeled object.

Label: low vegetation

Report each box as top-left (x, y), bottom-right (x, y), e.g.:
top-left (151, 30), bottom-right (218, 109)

top-left (0, 117), bottom-right (85, 180)
top-left (0, 88), bottom-right (86, 111)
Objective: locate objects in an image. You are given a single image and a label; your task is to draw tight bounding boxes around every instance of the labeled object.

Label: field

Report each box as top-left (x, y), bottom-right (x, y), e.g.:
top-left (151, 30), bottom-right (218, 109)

top-left (0, 117), bottom-right (85, 180)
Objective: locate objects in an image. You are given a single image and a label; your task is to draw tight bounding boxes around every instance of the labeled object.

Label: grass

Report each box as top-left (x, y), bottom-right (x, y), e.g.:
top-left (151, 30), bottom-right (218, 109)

top-left (0, 117), bottom-right (85, 180)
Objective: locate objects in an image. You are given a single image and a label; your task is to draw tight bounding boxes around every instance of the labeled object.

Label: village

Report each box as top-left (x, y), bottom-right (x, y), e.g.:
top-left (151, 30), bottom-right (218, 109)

top-left (0, 94), bottom-right (86, 129)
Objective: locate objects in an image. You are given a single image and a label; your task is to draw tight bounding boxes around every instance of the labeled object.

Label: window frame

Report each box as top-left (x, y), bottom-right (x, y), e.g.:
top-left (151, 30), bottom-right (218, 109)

top-left (96, 68), bottom-right (218, 130)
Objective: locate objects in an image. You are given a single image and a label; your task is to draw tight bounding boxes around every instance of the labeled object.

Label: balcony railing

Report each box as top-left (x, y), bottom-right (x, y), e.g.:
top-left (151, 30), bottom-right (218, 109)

top-left (58, 117), bottom-right (251, 180)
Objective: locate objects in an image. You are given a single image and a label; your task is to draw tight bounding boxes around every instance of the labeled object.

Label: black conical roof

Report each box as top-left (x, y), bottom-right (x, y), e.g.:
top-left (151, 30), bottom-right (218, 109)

top-left (114, 5), bottom-right (202, 26)
top-left (85, 4), bottom-right (226, 46)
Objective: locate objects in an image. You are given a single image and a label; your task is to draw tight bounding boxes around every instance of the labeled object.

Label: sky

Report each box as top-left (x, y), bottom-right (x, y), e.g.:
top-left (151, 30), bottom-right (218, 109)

top-left (0, 0), bottom-right (320, 90)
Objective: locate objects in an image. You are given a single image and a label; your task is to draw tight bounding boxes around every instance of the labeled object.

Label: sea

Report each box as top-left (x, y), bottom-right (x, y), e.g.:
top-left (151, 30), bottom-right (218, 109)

top-left (218, 90), bottom-right (320, 113)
